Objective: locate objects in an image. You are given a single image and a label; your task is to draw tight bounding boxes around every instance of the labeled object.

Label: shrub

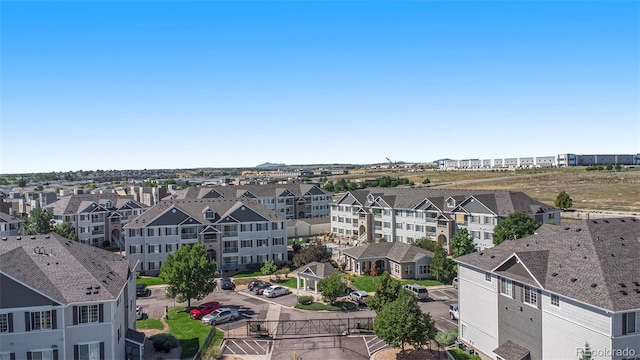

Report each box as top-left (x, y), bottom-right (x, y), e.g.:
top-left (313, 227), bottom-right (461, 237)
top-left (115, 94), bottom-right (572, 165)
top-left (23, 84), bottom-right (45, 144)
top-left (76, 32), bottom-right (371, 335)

top-left (435, 329), bottom-right (458, 347)
top-left (150, 333), bottom-right (178, 352)
top-left (298, 296), bottom-right (313, 305)
top-left (102, 240), bottom-right (111, 248)
top-left (329, 259), bottom-right (339, 269)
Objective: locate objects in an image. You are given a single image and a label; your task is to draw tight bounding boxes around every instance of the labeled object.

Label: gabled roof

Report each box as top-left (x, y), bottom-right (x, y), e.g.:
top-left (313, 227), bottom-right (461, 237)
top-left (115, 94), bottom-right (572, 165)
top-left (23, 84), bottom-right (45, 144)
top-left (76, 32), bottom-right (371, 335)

top-left (341, 242), bottom-right (434, 263)
top-left (0, 233), bottom-right (136, 305)
top-left (293, 261), bottom-right (337, 279)
top-left (493, 340), bottom-right (531, 360)
top-left (124, 198), bottom-right (283, 228)
top-left (0, 212), bottom-right (22, 224)
top-left (47, 194), bottom-right (147, 215)
top-left (166, 184), bottom-right (330, 201)
top-left (456, 218), bottom-right (640, 312)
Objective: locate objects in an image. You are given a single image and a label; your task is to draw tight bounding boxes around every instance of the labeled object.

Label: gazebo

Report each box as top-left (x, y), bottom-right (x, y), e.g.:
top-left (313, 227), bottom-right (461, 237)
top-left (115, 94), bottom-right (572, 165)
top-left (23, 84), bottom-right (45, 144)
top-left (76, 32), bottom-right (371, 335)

top-left (293, 261), bottom-right (338, 294)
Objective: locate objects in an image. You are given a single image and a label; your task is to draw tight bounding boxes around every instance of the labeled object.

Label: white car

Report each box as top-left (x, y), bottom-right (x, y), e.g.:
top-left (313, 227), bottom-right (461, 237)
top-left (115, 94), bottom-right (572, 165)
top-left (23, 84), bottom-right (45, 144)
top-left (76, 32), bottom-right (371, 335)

top-left (201, 308), bottom-right (239, 325)
top-left (262, 285), bottom-right (291, 298)
top-left (349, 290), bottom-right (369, 305)
top-left (136, 305), bottom-right (145, 320)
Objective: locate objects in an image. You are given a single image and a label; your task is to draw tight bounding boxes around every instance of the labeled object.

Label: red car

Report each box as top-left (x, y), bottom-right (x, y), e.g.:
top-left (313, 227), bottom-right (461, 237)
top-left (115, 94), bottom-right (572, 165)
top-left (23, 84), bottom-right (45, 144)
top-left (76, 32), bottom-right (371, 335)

top-left (190, 301), bottom-right (222, 319)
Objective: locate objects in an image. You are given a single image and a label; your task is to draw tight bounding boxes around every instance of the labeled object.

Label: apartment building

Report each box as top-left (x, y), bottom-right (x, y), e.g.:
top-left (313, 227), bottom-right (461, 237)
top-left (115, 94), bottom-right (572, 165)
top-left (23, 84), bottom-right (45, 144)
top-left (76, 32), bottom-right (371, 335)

top-left (330, 188), bottom-right (560, 251)
top-left (0, 233), bottom-right (143, 360)
top-left (165, 184), bottom-right (332, 220)
top-left (0, 212), bottom-right (22, 237)
top-left (124, 198), bottom-right (288, 276)
top-left (46, 194), bottom-right (147, 248)
top-left (454, 218), bottom-right (640, 360)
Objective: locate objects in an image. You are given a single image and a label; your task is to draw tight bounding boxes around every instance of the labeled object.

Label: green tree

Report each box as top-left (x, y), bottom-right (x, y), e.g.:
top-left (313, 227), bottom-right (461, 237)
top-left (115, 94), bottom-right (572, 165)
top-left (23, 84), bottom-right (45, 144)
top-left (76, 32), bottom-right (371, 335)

top-left (428, 247), bottom-right (457, 282)
top-left (260, 260), bottom-right (278, 281)
top-left (18, 177), bottom-right (27, 187)
top-left (323, 181), bottom-right (335, 192)
top-left (366, 271), bottom-right (403, 313)
top-left (52, 221), bottom-right (78, 240)
top-left (493, 211), bottom-right (542, 245)
top-left (554, 191), bottom-right (573, 210)
top-left (20, 208), bottom-right (53, 235)
top-left (413, 237), bottom-right (441, 252)
top-left (422, 178), bottom-right (431, 184)
top-left (292, 240), bottom-right (331, 268)
top-left (317, 272), bottom-right (347, 304)
top-left (450, 228), bottom-right (476, 258)
top-left (374, 290), bottom-right (437, 351)
top-left (159, 244), bottom-right (217, 309)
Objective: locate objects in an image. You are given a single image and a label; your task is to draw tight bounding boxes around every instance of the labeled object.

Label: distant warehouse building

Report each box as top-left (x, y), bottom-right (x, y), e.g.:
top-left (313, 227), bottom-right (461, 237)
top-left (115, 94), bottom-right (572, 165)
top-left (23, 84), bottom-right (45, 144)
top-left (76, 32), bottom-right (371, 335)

top-left (557, 153), bottom-right (640, 167)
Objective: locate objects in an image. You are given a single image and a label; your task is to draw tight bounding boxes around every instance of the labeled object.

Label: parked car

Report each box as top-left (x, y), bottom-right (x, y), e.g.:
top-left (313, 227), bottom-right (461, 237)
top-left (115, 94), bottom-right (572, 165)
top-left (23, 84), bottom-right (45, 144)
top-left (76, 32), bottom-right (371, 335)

top-left (449, 303), bottom-right (459, 320)
top-left (452, 277), bottom-right (458, 289)
top-left (220, 278), bottom-right (236, 290)
top-left (136, 284), bottom-right (150, 297)
top-left (201, 308), bottom-right (239, 325)
top-left (263, 285), bottom-right (291, 298)
top-left (253, 283), bottom-right (272, 295)
top-left (248, 279), bottom-right (268, 291)
top-left (404, 283), bottom-right (429, 301)
top-left (190, 301), bottom-right (222, 319)
top-left (136, 305), bottom-right (145, 320)
top-left (349, 290), bottom-right (369, 305)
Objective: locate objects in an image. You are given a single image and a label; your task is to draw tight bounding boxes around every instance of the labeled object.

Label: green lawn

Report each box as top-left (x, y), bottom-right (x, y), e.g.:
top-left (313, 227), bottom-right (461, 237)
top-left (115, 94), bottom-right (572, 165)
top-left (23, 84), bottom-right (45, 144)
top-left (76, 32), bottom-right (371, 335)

top-left (136, 318), bottom-right (164, 330)
top-left (351, 275), bottom-right (442, 292)
top-left (233, 270), bottom-right (263, 278)
top-left (166, 307), bottom-right (212, 358)
top-left (294, 301), bottom-right (357, 311)
top-left (136, 276), bottom-right (166, 286)
top-left (276, 277), bottom-right (298, 289)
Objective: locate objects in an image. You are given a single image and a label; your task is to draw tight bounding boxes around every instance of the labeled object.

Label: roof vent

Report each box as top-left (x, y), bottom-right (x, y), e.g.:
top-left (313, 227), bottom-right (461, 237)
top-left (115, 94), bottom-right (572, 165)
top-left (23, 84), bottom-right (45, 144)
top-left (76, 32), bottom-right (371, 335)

top-left (591, 283), bottom-right (597, 288)
top-left (571, 278), bottom-right (577, 282)
top-left (16, 236), bottom-right (21, 240)
top-left (635, 289), bottom-right (640, 294)
top-left (44, 235), bottom-right (50, 239)
top-left (604, 220), bottom-right (609, 223)
top-left (611, 254), bottom-right (615, 257)
top-left (619, 283), bottom-right (627, 288)
top-left (30, 236), bottom-right (36, 240)
top-left (490, 255), bottom-right (495, 259)
top-left (575, 228), bottom-right (581, 232)
top-left (551, 272), bottom-right (558, 277)
top-left (592, 220), bottom-right (598, 224)
top-left (620, 290), bottom-right (628, 296)
top-left (634, 281), bottom-right (640, 287)
top-left (1, 237), bottom-right (6, 241)
top-left (577, 243), bottom-right (580, 247)
top-left (564, 227), bottom-right (570, 230)
top-left (620, 219), bottom-right (626, 222)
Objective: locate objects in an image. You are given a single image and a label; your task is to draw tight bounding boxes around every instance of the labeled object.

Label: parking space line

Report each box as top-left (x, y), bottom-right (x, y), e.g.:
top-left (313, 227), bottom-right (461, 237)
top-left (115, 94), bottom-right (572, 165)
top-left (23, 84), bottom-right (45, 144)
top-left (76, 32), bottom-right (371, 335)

top-left (253, 340), bottom-right (267, 352)
top-left (222, 340), bottom-right (237, 355)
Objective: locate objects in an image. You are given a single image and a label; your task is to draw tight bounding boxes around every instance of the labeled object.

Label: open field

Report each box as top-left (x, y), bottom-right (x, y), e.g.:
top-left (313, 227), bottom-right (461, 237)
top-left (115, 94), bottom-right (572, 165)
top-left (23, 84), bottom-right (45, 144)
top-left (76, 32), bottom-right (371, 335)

top-left (334, 167), bottom-right (640, 214)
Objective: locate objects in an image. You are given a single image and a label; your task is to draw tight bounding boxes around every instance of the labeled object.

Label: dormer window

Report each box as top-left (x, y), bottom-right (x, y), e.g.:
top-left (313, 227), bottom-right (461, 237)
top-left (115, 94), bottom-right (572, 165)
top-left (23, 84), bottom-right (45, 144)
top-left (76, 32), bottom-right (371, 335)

top-left (367, 194), bottom-right (375, 204)
top-left (204, 209), bottom-right (216, 220)
top-left (446, 197), bottom-right (456, 208)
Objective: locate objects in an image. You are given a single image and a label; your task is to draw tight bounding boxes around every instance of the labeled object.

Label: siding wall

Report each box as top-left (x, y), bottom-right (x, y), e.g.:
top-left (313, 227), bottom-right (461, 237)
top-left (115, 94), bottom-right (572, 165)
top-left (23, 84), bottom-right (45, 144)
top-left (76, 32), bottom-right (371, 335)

top-left (458, 265), bottom-right (498, 356)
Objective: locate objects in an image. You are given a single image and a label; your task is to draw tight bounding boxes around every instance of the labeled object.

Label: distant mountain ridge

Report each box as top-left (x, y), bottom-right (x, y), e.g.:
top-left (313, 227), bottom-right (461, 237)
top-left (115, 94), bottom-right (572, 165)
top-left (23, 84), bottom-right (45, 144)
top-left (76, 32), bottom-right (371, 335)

top-left (256, 162), bottom-right (286, 168)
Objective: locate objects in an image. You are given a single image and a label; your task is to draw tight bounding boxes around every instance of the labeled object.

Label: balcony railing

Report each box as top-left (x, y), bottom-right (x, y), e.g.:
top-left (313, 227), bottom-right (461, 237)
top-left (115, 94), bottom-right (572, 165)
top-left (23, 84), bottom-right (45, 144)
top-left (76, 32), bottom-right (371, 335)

top-left (223, 231), bottom-right (238, 237)
top-left (91, 218), bottom-right (104, 223)
top-left (223, 247), bottom-right (239, 254)
top-left (92, 230), bottom-right (104, 235)
top-left (181, 233), bottom-right (197, 240)
top-left (223, 263), bottom-right (239, 270)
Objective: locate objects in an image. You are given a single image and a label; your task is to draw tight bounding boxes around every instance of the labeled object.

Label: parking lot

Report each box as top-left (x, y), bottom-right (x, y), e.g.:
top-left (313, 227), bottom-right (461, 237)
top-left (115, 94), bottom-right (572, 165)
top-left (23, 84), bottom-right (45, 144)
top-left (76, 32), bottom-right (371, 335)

top-left (420, 287), bottom-right (459, 332)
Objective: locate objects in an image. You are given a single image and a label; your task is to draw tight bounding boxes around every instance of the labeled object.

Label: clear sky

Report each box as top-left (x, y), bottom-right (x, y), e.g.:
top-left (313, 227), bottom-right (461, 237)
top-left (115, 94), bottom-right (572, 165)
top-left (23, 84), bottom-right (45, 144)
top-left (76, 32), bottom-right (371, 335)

top-left (1, 1), bottom-right (639, 174)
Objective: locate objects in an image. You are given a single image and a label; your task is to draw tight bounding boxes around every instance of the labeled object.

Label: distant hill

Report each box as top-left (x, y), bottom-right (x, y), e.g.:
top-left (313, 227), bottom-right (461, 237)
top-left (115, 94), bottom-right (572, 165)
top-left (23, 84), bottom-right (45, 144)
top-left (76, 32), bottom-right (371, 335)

top-left (256, 162), bottom-right (286, 168)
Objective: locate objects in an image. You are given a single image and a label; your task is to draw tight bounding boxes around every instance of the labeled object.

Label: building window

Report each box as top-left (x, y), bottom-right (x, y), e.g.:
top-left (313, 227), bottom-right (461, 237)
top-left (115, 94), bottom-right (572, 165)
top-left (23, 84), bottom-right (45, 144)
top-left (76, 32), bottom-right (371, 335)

top-left (147, 245), bottom-right (161, 254)
top-left (622, 311), bottom-right (640, 335)
top-left (524, 286), bottom-right (537, 306)
top-left (78, 305), bottom-right (99, 324)
top-left (500, 278), bottom-right (513, 297)
top-left (165, 244), bottom-right (174, 252)
top-left (77, 342), bottom-right (101, 360)
top-left (418, 265), bottom-right (428, 274)
top-left (484, 232), bottom-right (493, 241)
top-left (485, 272), bottom-right (491, 282)
top-left (256, 223), bottom-right (268, 231)
top-left (461, 323), bottom-right (467, 339)
top-left (406, 223), bottom-right (414, 231)
top-left (404, 266), bottom-right (413, 275)
top-left (471, 231), bottom-right (480, 239)
top-left (29, 350), bottom-right (54, 360)
top-left (396, 223), bottom-right (403, 229)
top-left (204, 210), bottom-right (215, 219)
top-left (147, 228), bottom-right (155, 237)
top-left (257, 239), bottom-right (268, 247)
top-left (550, 294), bottom-right (560, 307)
top-left (272, 238), bottom-right (284, 246)
top-left (240, 256), bottom-right (252, 264)
top-left (241, 224), bottom-right (253, 232)
top-left (0, 314), bottom-right (8, 332)
top-left (30, 311), bottom-right (52, 330)
top-left (241, 240), bottom-right (253, 248)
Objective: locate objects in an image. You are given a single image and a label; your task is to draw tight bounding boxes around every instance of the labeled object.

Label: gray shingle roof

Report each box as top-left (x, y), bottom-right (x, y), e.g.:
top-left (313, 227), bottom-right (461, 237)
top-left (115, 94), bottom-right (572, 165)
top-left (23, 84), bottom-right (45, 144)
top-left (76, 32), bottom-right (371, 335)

top-left (0, 233), bottom-right (137, 304)
top-left (47, 194), bottom-right (147, 215)
top-left (0, 212), bottom-right (22, 223)
top-left (293, 261), bottom-right (338, 279)
top-left (456, 218), bottom-right (640, 312)
top-left (493, 340), bottom-right (531, 360)
top-left (167, 184), bottom-right (330, 201)
top-left (341, 242), bottom-right (434, 263)
top-left (124, 198), bottom-right (283, 228)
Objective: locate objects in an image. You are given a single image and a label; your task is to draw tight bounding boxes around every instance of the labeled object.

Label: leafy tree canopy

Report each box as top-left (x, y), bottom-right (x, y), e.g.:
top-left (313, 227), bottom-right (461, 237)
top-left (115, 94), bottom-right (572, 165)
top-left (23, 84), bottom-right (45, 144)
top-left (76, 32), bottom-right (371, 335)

top-left (450, 228), bottom-right (476, 258)
top-left (292, 240), bottom-right (331, 268)
top-left (366, 271), bottom-right (403, 313)
top-left (159, 243), bottom-right (217, 309)
top-left (52, 221), bottom-right (78, 240)
top-left (20, 208), bottom-right (53, 235)
top-left (428, 247), bottom-right (457, 283)
top-left (317, 271), bottom-right (347, 304)
top-left (374, 290), bottom-right (437, 351)
top-left (260, 260), bottom-right (278, 280)
top-left (413, 237), bottom-right (442, 253)
top-left (493, 211), bottom-right (542, 245)
top-left (554, 191), bottom-right (573, 210)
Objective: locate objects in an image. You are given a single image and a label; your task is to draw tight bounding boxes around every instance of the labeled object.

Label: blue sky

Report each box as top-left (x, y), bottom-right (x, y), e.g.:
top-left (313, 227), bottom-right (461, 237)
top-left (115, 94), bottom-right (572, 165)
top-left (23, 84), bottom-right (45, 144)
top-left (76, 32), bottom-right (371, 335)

top-left (1, 1), bottom-right (639, 173)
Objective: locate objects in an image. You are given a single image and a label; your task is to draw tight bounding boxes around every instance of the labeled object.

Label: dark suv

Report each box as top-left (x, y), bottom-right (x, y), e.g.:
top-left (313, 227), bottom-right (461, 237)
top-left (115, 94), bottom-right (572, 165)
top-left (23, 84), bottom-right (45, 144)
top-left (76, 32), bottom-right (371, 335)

top-left (136, 284), bottom-right (150, 297)
top-left (220, 278), bottom-right (236, 290)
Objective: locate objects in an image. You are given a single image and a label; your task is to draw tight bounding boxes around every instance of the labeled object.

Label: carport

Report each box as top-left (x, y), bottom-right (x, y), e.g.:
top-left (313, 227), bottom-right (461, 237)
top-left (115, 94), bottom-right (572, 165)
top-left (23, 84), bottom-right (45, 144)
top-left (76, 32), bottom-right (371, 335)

top-left (293, 261), bottom-right (339, 294)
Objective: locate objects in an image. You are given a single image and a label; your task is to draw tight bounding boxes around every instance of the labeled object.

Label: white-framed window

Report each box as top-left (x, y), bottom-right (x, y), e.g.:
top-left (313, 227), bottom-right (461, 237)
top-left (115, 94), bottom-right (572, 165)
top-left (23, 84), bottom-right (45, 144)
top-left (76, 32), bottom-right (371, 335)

top-left (148, 261), bottom-right (160, 270)
top-left (256, 223), bottom-right (268, 231)
top-left (500, 278), bottom-right (513, 297)
top-left (272, 238), bottom-right (284, 246)
top-left (78, 305), bottom-right (99, 324)
top-left (29, 349), bottom-right (53, 360)
top-left (484, 232), bottom-right (493, 241)
top-left (240, 256), bottom-right (252, 264)
top-left (30, 311), bottom-right (52, 330)
top-left (550, 294), bottom-right (560, 307)
top-left (404, 266), bottom-right (413, 275)
top-left (418, 265), bottom-right (428, 274)
top-left (165, 244), bottom-right (174, 252)
top-left (622, 311), bottom-right (640, 335)
top-left (395, 235), bottom-right (403, 242)
top-left (241, 240), bottom-right (253, 248)
top-left (0, 352), bottom-right (13, 360)
top-left (407, 237), bottom-right (414, 243)
top-left (415, 225), bottom-right (424, 232)
top-left (0, 314), bottom-right (8, 332)
top-left (524, 286), bottom-right (537, 306)
top-left (406, 223), bottom-right (414, 231)
top-left (78, 342), bottom-right (101, 360)
top-left (485, 272), bottom-right (491, 282)
top-left (461, 323), bottom-right (467, 339)
top-left (241, 224), bottom-right (253, 232)
top-left (147, 228), bottom-right (155, 237)
top-left (273, 253), bottom-right (284, 262)
top-left (204, 210), bottom-right (215, 219)
top-left (383, 222), bottom-right (391, 228)
top-left (147, 245), bottom-right (161, 253)
top-left (396, 223), bottom-right (403, 229)
top-left (257, 239), bottom-right (268, 247)
top-left (471, 231), bottom-right (481, 239)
